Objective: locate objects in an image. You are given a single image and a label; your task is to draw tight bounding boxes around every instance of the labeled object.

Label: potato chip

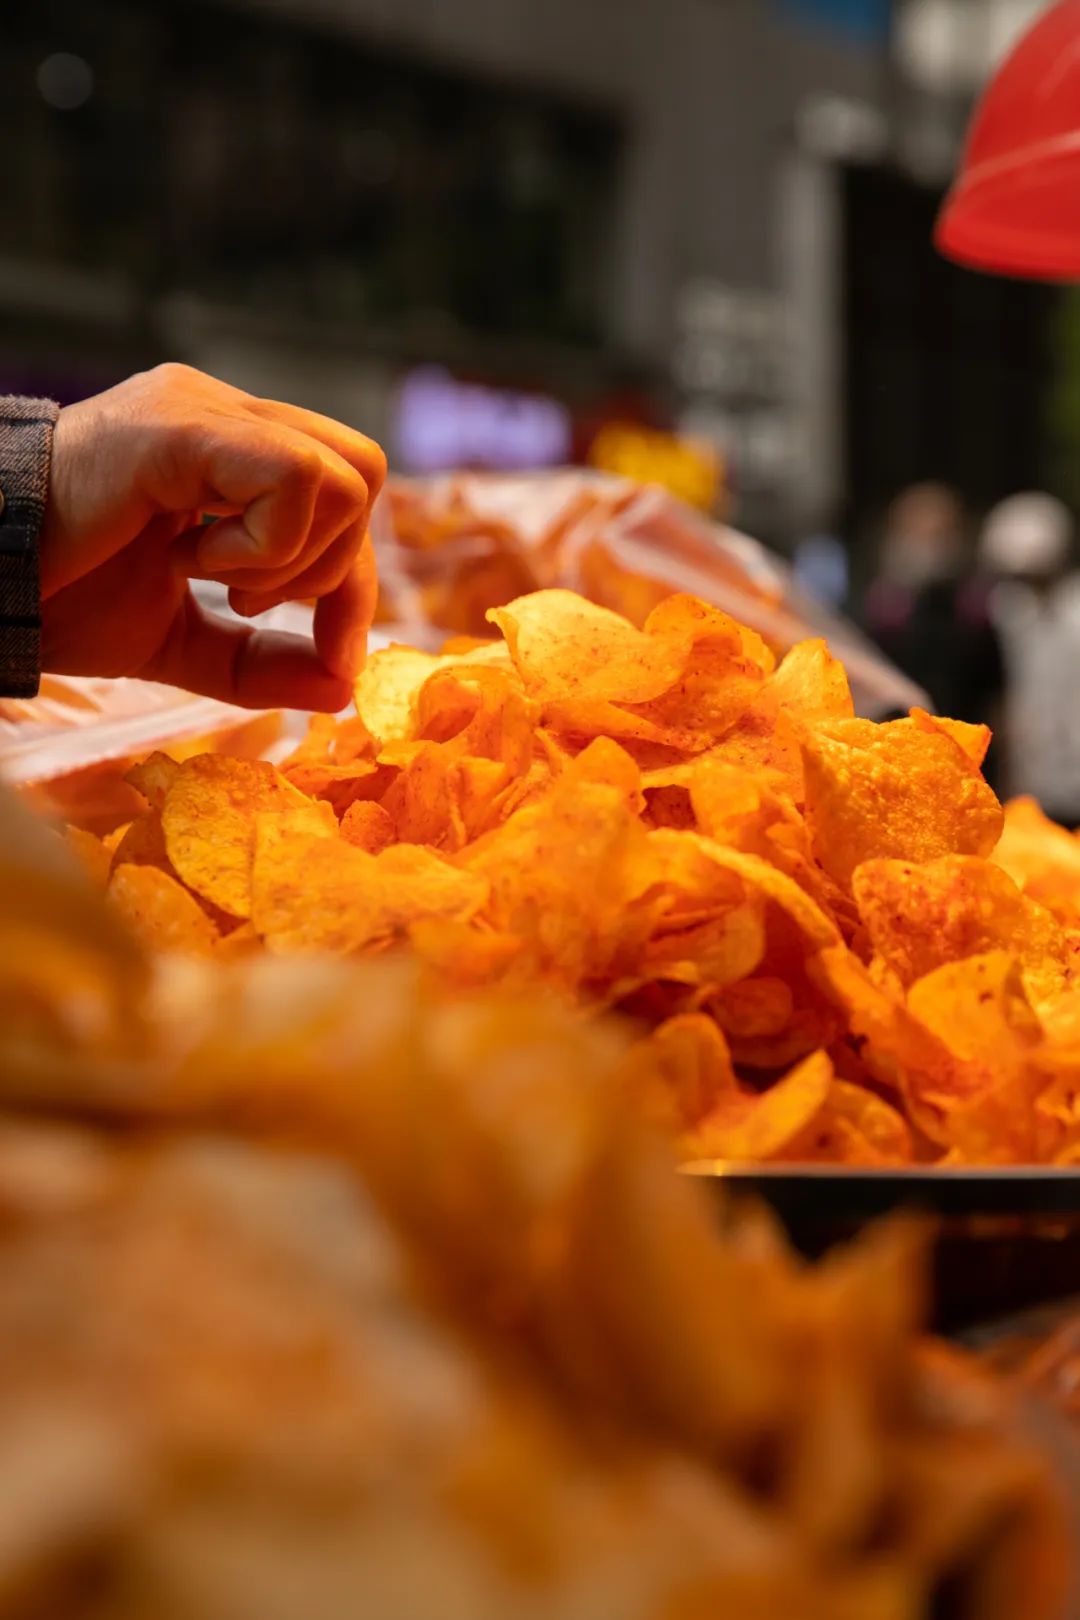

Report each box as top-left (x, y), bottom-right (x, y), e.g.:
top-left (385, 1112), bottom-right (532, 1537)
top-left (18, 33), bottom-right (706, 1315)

top-left (489, 589), bottom-right (692, 704)
top-left (765, 638), bottom-right (854, 726)
top-left (108, 863), bottom-right (219, 957)
top-left (125, 750), bottom-right (181, 811)
top-left (994, 796), bottom-right (1080, 924)
top-left (627, 1013), bottom-right (738, 1135)
top-left (379, 745), bottom-right (465, 851)
top-left (162, 756), bottom-right (336, 918)
top-left (710, 976), bottom-right (795, 1040)
top-left (340, 799), bottom-right (395, 854)
top-left (252, 819), bottom-right (488, 955)
top-left (908, 951), bottom-right (1042, 1071)
top-left (910, 707), bottom-right (992, 769)
top-left (680, 1048), bottom-right (834, 1162)
top-left (356, 641), bottom-right (513, 742)
top-left (781, 1079), bottom-right (913, 1165)
top-left (801, 716), bottom-right (1003, 889)
top-left (414, 666), bottom-right (533, 774)
top-left (853, 855), bottom-right (1075, 1007)
top-left (109, 811), bottom-right (172, 876)
top-left (617, 596), bottom-right (772, 742)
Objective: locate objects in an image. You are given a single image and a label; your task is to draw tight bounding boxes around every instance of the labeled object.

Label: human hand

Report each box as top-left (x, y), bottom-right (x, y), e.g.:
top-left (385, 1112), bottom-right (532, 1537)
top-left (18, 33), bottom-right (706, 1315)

top-left (39, 364), bottom-right (387, 710)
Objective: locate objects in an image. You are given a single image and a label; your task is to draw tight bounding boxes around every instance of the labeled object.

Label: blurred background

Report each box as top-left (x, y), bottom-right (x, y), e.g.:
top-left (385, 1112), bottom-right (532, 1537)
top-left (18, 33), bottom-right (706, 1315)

top-left (6, 0), bottom-right (1080, 799)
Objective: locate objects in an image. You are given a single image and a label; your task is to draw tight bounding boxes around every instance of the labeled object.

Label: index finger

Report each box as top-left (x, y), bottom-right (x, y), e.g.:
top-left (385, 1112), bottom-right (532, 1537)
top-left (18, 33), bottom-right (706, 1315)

top-left (247, 396), bottom-right (388, 498)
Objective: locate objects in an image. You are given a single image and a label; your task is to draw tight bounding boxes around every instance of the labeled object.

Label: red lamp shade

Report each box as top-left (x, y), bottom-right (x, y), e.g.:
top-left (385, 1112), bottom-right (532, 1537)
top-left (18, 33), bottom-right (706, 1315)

top-left (936, 0), bottom-right (1080, 279)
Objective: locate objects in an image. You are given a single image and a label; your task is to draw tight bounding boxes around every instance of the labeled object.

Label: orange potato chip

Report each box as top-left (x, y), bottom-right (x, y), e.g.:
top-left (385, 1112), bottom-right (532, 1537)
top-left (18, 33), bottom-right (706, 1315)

top-left (407, 917), bottom-right (523, 988)
top-left (379, 745), bottom-right (465, 851)
top-left (162, 756), bottom-right (336, 918)
top-left (108, 862), bottom-right (219, 957)
top-left (910, 707), bottom-right (992, 769)
top-left (680, 1047), bottom-right (834, 1163)
top-left (710, 976), bottom-right (795, 1040)
top-left (460, 756), bottom-right (661, 990)
top-left (781, 1079), bottom-right (913, 1165)
top-left (907, 951), bottom-right (1042, 1070)
top-left (627, 1013), bottom-right (738, 1135)
top-left (907, 954), bottom-right (1044, 1162)
top-left (356, 641), bottom-right (513, 742)
top-left (764, 638), bottom-right (854, 726)
top-left (212, 920), bottom-right (261, 960)
top-left (125, 750), bottom-right (181, 811)
top-left (414, 667), bottom-right (533, 774)
top-left (109, 810), bottom-right (172, 875)
top-left (801, 716), bottom-right (1003, 889)
top-left (489, 589), bottom-right (693, 704)
top-left (853, 855), bottom-right (1076, 1007)
top-left (994, 796), bottom-right (1080, 924)
top-left (340, 800), bottom-right (395, 854)
top-left (616, 596), bottom-right (772, 742)
top-left (251, 819), bottom-right (489, 955)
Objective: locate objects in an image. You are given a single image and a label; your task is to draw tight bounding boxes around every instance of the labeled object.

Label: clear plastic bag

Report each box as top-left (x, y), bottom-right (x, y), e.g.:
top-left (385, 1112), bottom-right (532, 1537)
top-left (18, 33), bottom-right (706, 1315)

top-left (0, 672), bottom-right (281, 833)
top-left (372, 470), bottom-right (926, 718)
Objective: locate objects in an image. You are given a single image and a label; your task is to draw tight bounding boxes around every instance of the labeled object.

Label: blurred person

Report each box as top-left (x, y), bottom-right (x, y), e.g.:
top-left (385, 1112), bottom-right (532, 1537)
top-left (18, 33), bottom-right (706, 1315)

top-left (979, 493), bottom-right (1080, 825)
top-left (0, 364), bottom-right (386, 710)
top-left (862, 482), bottom-right (1004, 743)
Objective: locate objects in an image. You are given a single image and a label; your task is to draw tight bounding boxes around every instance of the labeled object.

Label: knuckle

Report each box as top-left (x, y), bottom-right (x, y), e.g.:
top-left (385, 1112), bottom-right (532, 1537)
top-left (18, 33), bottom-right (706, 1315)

top-left (282, 441), bottom-right (323, 502)
top-left (149, 360), bottom-right (199, 390)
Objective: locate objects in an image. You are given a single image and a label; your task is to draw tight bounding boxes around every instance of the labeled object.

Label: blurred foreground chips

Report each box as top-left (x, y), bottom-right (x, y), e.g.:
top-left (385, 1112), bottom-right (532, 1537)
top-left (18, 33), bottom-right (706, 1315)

top-left (0, 797), bottom-right (1070, 1620)
top-left (61, 585), bottom-right (1080, 1167)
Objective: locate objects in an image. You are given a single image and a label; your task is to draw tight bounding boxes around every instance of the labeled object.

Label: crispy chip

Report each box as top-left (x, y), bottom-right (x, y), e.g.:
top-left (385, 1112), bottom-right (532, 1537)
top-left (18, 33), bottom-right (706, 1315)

top-left (489, 589), bottom-right (692, 704)
top-left (781, 1079), bottom-right (913, 1165)
top-left (125, 750), bottom-right (181, 811)
top-left (854, 855), bottom-right (1075, 1007)
top-left (356, 641), bottom-right (513, 742)
top-left (766, 638), bottom-right (854, 726)
top-left (994, 796), bottom-right (1080, 924)
top-left (910, 707), bottom-right (992, 769)
top-left (340, 800), bottom-right (395, 854)
top-left (801, 716), bottom-right (1003, 889)
top-left (680, 1048), bottom-right (834, 1163)
top-left (162, 756), bottom-right (336, 918)
top-left (252, 820), bottom-right (489, 954)
top-left (107, 863), bottom-right (219, 957)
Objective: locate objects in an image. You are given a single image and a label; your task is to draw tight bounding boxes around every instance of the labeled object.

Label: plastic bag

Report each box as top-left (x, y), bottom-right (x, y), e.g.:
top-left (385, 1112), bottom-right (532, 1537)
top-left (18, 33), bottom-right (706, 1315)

top-left (0, 674), bottom-right (281, 833)
top-left (372, 470), bottom-right (926, 718)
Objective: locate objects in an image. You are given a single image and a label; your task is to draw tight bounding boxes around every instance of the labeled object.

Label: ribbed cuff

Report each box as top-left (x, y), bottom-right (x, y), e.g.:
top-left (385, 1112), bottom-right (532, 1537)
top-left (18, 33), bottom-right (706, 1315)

top-left (0, 396), bottom-right (59, 698)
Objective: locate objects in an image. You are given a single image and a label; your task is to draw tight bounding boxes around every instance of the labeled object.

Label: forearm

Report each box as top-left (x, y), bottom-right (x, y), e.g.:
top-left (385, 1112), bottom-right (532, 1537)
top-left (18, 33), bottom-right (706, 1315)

top-left (0, 397), bottom-right (59, 697)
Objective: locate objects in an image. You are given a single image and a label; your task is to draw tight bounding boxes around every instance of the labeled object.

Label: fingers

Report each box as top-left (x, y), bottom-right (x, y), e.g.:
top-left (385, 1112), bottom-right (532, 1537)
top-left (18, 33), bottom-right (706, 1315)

top-left (227, 522), bottom-right (366, 613)
top-left (246, 396), bottom-right (387, 499)
top-left (228, 530), bottom-right (376, 683)
top-left (312, 541), bottom-right (379, 682)
top-left (146, 592), bottom-right (352, 712)
top-left (194, 418), bottom-right (371, 577)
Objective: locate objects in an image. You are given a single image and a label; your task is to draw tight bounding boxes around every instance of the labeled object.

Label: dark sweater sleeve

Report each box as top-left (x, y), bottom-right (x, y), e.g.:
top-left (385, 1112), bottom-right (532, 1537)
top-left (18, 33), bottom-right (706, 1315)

top-left (0, 397), bottom-right (59, 698)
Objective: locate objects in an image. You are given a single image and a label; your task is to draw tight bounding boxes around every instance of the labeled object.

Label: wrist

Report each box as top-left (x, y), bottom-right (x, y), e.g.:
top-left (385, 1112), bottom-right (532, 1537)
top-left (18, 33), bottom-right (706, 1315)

top-left (0, 397), bottom-right (59, 697)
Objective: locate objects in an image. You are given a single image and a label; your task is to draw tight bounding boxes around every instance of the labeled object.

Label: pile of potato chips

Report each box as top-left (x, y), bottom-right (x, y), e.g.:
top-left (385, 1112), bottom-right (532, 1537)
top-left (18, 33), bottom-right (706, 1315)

top-left (77, 587), bottom-right (1080, 1166)
top-left (0, 778), bottom-right (1071, 1620)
